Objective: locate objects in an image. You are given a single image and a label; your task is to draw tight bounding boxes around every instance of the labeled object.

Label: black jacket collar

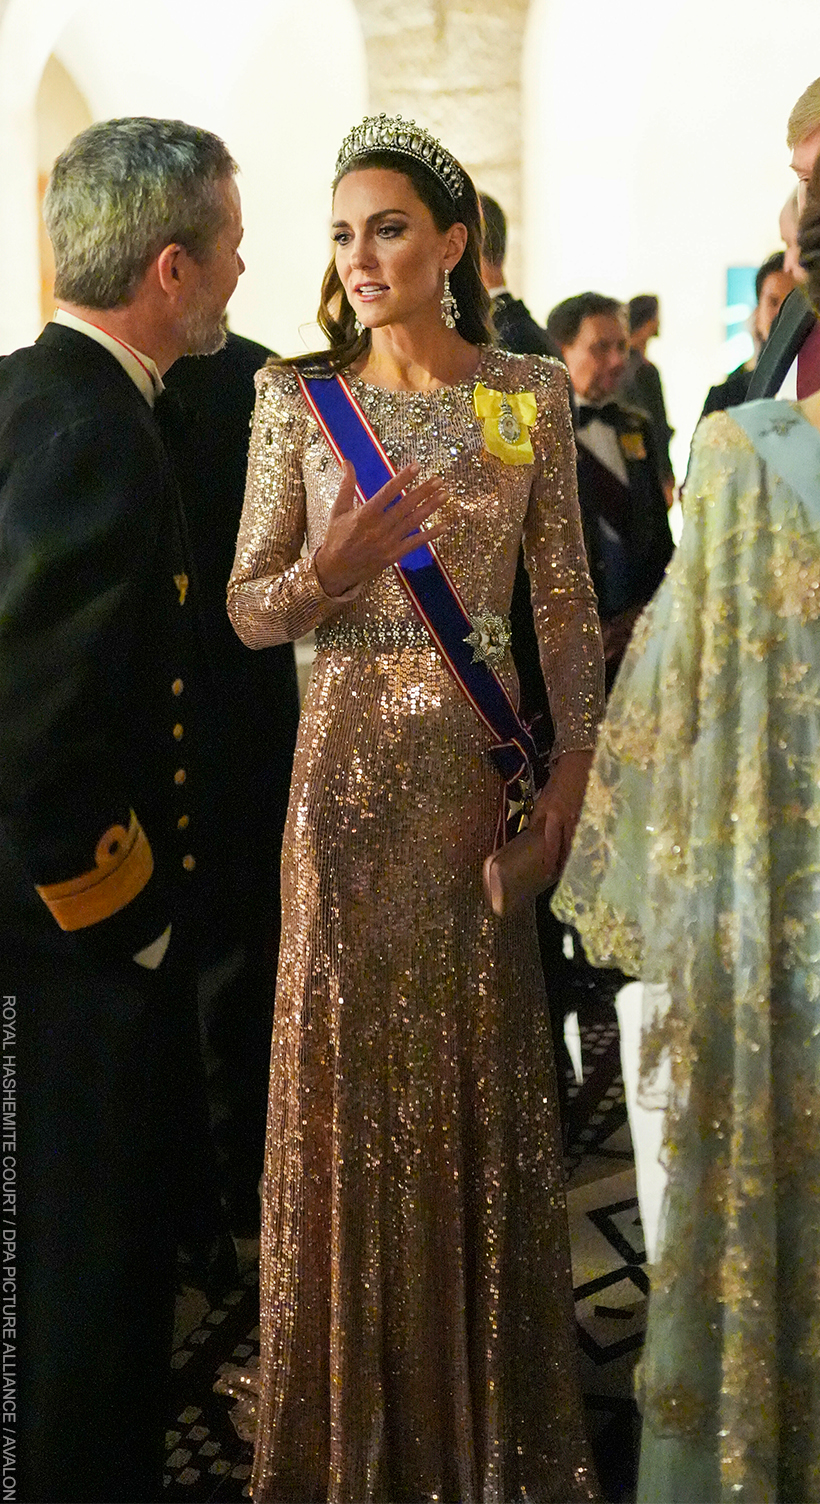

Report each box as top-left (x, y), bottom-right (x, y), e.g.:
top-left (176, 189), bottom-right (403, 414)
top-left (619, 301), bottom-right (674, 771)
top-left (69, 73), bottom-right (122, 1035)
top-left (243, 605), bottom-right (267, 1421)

top-left (746, 286), bottom-right (818, 401)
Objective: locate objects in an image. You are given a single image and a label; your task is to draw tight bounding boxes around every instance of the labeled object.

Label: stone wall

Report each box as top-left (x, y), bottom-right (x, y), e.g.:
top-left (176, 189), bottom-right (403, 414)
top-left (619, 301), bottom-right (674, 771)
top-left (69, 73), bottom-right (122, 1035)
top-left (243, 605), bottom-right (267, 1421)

top-left (354, 0), bottom-right (529, 288)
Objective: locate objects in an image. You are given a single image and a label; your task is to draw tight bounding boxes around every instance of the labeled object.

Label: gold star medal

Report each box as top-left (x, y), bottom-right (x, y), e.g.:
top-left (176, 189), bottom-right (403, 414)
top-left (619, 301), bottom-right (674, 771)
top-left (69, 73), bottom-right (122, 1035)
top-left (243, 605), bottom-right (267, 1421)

top-left (464, 607), bottom-right (511, 666)
top-left (506, 771), bottom-right (535, 834)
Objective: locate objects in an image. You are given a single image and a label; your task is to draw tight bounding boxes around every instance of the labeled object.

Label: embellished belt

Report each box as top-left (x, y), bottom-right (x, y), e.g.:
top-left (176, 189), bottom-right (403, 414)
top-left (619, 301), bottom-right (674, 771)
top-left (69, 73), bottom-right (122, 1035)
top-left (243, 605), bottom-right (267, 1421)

top-left (315, 617), bottom-right (442, 654)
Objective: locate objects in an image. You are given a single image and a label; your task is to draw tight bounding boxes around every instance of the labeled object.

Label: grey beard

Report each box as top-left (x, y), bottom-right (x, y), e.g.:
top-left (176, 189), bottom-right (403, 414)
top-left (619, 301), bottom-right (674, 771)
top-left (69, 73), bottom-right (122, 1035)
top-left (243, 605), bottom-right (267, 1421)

top-left (182, 308), bottom-right (229, 357)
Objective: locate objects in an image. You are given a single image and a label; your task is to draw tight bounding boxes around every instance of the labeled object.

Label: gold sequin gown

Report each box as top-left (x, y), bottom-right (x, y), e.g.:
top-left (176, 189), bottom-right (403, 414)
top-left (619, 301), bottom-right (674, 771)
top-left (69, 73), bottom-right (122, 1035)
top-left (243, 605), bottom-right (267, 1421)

top-left (228, 347), bottom-right (604, 1503)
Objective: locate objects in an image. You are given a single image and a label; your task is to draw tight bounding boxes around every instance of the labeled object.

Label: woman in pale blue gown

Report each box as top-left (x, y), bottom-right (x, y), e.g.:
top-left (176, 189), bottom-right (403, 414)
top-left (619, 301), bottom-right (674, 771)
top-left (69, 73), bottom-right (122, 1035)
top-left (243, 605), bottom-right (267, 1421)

top-left (554, 164), bottom-right (820, 1503)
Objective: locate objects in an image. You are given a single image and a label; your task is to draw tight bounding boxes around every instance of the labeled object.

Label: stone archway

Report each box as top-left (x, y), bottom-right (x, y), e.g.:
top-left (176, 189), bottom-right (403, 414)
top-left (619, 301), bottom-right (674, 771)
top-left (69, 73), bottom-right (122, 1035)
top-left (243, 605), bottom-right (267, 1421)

top-left (0, 0), bottom-right (80, 351)
top-left (0, 0), bottom-right (368, 354)
top-left (353, 0), bottom-right (530, 288)
top-left (0, 0), bottom-right (531, 352)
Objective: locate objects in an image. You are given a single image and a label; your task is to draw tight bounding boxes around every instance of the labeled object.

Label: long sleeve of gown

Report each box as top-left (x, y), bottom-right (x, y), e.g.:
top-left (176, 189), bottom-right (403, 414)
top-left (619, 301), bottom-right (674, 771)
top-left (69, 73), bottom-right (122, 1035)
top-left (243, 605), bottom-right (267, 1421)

top-left (523, 361), bottom-right (604, 755)
top-left (228, 366), bottom-right (357, 647)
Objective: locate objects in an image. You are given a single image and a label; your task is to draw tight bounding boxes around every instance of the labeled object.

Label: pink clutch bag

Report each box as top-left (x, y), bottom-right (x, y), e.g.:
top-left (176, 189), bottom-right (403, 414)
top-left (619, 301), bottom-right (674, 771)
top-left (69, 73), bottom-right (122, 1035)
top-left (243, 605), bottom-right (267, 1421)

top-left (482, 826), bottom-right (557, 917)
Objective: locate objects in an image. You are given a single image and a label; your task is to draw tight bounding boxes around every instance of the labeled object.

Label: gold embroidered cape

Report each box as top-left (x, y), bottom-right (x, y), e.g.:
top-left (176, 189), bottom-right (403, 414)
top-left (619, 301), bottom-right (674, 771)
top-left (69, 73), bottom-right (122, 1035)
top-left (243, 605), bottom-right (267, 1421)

top-left (554, 402), bottom-right (820, 1503)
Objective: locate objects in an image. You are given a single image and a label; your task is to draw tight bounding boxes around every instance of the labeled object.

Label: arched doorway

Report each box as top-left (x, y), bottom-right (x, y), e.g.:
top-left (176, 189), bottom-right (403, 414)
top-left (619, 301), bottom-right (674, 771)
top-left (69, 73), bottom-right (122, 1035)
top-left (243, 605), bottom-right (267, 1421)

top-left (0, 0), bottom-right (367, 354)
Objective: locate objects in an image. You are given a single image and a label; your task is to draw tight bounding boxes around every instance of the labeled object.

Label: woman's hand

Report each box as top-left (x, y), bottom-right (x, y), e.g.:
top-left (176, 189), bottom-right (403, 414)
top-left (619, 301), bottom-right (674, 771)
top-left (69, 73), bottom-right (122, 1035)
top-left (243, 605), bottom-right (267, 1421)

top-left (315, 460), bottom-right (448, 597)
top-left (531, 749), bottom-right (594, 880)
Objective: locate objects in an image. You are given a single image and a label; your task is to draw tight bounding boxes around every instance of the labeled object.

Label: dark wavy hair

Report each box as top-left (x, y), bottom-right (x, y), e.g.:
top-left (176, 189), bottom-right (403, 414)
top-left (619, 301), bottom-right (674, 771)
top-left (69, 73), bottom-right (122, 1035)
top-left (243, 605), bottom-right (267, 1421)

top-left (282, 146), bottom-right (492, 371)
top-left (755, 250), bottom-right (786, 302)
top-left (627, 293), bottom-right (658, 333)
top-left (799, 154), bottom-right (820, 316)
top-left (547, 292), bottom-right (624, 349)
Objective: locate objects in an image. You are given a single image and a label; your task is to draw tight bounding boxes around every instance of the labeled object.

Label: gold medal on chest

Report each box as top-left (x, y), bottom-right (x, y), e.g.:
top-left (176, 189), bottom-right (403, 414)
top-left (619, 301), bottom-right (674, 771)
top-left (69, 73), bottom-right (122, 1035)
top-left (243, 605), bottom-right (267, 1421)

top-left (497, 397), bottom-right (522, 445)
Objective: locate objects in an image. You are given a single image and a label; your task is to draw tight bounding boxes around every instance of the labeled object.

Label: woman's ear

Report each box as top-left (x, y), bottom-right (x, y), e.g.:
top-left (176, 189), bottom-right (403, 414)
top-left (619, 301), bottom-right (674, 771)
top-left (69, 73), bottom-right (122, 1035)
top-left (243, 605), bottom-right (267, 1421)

top-left (443, 221), bottom-right (469, 270)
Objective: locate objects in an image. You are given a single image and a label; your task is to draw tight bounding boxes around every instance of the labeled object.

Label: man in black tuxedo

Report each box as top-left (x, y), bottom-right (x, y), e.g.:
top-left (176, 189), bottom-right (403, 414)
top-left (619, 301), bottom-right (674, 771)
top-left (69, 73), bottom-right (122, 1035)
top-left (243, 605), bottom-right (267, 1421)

top-left (0, 117), bottom-right (244, 1501)
top-left (479, 192), bottom-right (558, 358)
top-left (547, 292), bottom-right (674, 691)
top-left (164, 333), bottom-right (299, 1236)
top-left (748, 76), bottom-right (820, 401)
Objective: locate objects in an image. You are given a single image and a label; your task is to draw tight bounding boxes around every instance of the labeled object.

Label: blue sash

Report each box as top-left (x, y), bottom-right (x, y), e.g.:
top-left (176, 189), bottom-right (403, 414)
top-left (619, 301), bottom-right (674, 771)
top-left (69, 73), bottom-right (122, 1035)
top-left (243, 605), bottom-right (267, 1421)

top-left (297, 370), bottom-right (539, 844)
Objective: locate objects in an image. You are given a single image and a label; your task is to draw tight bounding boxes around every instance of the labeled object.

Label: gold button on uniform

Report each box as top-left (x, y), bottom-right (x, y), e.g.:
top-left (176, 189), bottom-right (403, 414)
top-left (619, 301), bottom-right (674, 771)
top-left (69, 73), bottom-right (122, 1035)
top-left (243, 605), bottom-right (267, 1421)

top-left (177, 814), bottom-right (189, 830)
top-left (174, 768), bottom-right (186, 785)
top-left (173, 723), bottom-right (184, 740)
top-left (182, 855), bottom-right (196, 872)
top-left (172, 679), bottom-right (184, 696)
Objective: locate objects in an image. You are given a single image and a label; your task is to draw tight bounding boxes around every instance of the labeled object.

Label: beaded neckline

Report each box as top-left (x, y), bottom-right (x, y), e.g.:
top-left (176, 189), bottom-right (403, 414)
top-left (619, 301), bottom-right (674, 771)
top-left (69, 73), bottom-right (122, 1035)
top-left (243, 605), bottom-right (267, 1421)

top-left (346, 347), bottom-right (491, 401)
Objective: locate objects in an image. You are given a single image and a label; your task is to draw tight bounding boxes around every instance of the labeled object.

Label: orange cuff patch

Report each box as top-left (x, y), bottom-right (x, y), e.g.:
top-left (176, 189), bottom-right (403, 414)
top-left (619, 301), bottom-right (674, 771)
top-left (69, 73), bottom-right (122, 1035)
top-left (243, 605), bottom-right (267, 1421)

top-left (36, 811), bottom-right (154, 931)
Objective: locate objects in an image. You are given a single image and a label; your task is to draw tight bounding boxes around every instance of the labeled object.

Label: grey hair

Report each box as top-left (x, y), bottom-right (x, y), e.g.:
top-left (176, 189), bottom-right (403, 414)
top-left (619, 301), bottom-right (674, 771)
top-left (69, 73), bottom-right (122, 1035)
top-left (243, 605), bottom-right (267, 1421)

top-left (43, 117), bottom-right (238, 309)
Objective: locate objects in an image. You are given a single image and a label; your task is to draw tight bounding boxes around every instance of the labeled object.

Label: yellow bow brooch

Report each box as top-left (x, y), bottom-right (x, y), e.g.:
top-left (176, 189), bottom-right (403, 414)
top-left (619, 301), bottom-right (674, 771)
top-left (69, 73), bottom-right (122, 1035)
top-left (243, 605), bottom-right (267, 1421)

top-left (473, 383), bottom-right (536, 465)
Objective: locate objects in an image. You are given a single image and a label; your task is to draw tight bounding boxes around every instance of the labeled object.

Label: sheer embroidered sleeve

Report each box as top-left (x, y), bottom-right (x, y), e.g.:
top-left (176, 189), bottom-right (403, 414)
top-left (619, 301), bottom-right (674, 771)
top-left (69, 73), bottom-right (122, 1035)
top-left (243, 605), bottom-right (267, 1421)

top-left (552, 405), bottom-right (820, 1501)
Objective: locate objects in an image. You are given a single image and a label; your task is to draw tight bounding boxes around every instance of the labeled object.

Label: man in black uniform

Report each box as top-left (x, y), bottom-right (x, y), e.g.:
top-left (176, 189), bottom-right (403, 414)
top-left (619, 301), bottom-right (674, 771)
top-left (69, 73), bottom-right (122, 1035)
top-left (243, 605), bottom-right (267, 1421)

top-left (164, 333), bottom-right (300, 1236)
top-left (547, 292), bottom-right (674, 691)
top-left (0, 117), bottom-right (244, 1502)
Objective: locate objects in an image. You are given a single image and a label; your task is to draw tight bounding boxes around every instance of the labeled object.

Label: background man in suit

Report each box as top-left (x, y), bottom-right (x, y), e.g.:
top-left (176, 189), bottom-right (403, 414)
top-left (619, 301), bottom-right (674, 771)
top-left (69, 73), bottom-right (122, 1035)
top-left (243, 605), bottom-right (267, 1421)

top-left (478, 191), bottom-right (557, 357)
top-left (164, 332), bottom-right (299, 1238)
top-left (748, 76), bottom-right (820, 401)
top-left (619, 293), bottom-right (675, 504)
top-left (476, 188), bottom-right (566, 728)
top-left (476, 190), bottom-right (563, 730)
top-left (702, 251), bottom-right (795, 415)
top-left (477, 193), bottom-right (581, 1135)
top-left (0, 116), bottom-right (244, 1502)
top-left (547, 292), bottom-right (674, 690)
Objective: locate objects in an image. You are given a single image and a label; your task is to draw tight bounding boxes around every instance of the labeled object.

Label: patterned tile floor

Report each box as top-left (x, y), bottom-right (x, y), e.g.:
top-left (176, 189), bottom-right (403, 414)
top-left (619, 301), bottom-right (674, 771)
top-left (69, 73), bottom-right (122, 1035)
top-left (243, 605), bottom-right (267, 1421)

top-left (565, 1013), bottom-right (643, 1503)
top-left (164, 1010), bottom-right (643, 1502)
top-left (165, 1265), bottom-right (259, 1500)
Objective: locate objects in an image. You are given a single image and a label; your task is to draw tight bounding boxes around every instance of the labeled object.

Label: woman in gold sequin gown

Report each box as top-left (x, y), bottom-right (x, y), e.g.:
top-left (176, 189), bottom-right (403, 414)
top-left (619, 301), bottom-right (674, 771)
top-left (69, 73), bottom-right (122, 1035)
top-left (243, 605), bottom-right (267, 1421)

top-left (228, 118), bottom-right (603, 1503)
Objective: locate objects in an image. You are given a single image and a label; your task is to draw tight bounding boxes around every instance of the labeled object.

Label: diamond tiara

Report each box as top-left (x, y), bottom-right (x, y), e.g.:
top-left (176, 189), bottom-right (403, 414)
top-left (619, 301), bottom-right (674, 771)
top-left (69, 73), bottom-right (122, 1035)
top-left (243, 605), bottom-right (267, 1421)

top-left (334, 113), bottom-right (465, 203)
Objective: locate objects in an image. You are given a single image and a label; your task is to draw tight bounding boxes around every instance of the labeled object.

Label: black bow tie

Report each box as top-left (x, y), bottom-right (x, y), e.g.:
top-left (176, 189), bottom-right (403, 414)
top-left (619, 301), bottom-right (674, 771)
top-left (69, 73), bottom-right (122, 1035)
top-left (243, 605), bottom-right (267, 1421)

top-left (576, 402), bottom-right (621, 430)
